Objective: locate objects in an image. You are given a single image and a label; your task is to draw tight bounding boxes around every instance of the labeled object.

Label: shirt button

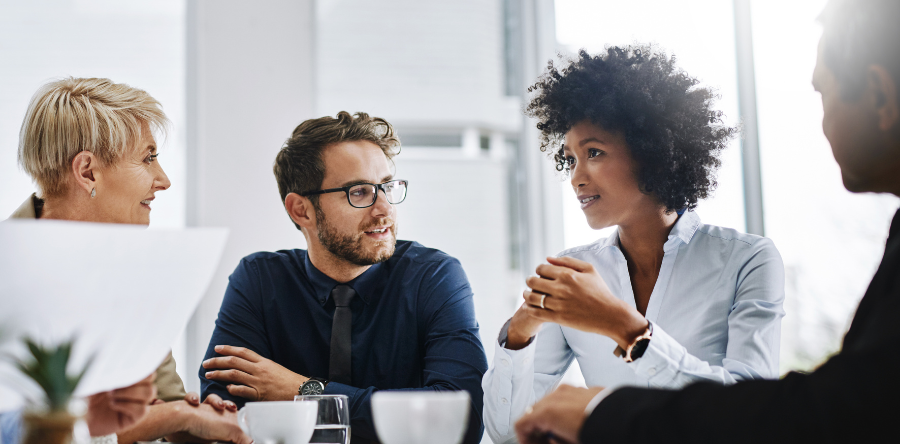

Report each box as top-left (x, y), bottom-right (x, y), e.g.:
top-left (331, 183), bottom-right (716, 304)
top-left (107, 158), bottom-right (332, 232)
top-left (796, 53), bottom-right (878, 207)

top-left (523, 357), bottom-right (530, 365)
top-left (501, 359), bottom-right (510, 366)
top-left (500, 398), bottom-right (509, 405)
top-left (647, 367), bottom-right (657, 376)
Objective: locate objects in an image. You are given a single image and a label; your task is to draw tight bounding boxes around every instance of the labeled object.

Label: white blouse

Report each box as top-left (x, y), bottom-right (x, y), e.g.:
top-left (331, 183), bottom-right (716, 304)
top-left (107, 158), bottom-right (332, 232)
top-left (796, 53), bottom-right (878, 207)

top-left (482, 211), bottom-right (785, 443)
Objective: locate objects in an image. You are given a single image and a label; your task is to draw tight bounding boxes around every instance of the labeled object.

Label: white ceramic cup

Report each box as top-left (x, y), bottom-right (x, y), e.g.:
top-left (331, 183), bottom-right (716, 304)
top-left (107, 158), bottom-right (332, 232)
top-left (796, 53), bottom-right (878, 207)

top-left (237, 400), bottom-right (319, 444)
top-left (372, 391), bottom-right (471, 444)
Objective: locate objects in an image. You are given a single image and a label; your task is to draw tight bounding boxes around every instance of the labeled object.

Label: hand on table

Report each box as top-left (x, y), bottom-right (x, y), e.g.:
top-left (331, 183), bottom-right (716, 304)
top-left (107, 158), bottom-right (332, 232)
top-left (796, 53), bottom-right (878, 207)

top-left (203, 345), bottom-right (308, 401)
top-left (522, 256), bottom-right (648, 348)
top-left (186, 392), bottom-right (239, 411)
top-left (85, 372), bottom-right (157, 437)
top-left (150, 392), bottom-right (237, 412)
top-left (164, 401), bottom-right (251, 444)
top-left (515, 385), bottom-right (605, 444)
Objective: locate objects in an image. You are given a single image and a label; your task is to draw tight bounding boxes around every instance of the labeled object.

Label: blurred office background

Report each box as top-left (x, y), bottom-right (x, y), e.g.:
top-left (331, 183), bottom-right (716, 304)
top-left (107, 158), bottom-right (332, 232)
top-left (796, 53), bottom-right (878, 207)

top-left (1, 0), bottom-right (898, 420)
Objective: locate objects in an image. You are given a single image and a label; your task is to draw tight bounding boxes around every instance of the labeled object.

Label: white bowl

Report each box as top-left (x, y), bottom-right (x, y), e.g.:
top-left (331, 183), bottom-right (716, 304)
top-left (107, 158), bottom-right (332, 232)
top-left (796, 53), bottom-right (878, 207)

top-left (238, 400), bottom-right (319, 444)
top-left (372, 391), bottom-right (470, 444)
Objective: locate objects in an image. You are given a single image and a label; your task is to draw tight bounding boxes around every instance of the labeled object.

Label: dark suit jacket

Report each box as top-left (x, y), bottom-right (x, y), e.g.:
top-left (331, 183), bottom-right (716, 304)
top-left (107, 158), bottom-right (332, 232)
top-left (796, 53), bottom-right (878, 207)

top-left (581, 208), bottom-right (900, 444)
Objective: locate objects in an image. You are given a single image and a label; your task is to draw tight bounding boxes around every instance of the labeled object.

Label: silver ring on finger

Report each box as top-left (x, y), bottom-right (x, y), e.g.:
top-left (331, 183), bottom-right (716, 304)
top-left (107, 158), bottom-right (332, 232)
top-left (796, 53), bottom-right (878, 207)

top-left (540, 294), bottom-right (547, 310)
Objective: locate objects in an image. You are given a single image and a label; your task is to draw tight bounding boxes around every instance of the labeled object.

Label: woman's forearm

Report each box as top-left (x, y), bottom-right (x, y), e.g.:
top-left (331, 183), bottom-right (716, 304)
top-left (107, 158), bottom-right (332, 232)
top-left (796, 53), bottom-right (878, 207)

top-left (115, 401), bottom-right (189, 444)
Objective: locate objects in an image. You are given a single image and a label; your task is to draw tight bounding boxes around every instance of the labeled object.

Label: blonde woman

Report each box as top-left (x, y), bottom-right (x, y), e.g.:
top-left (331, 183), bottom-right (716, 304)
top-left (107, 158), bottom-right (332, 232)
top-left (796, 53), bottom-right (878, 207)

top-left (7, 77), bottom-right (250, 444)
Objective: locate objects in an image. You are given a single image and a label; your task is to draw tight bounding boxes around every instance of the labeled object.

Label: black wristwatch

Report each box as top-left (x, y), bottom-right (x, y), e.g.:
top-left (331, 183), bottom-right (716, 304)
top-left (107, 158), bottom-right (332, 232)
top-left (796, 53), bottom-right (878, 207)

top-left (613, 321), bottom-right (653, 363)
top-left (299, 377), bottom-right (328, 396)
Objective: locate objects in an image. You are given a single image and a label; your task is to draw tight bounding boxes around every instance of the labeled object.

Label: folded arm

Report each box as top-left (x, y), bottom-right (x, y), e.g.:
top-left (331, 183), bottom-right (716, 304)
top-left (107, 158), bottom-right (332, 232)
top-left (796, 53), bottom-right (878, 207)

top-left (200, 258), bottom-right (277, 405)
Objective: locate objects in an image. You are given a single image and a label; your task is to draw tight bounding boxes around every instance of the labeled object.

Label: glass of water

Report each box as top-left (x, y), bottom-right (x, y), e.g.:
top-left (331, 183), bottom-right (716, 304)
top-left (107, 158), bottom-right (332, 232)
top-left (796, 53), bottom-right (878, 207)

top-left (294, 394), bottom-right (351, 444)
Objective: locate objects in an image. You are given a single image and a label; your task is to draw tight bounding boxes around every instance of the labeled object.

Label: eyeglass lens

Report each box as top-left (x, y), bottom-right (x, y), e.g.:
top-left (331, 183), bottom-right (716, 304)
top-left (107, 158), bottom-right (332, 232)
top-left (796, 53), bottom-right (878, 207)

top-left (347, 181), bottom-right (407, 208)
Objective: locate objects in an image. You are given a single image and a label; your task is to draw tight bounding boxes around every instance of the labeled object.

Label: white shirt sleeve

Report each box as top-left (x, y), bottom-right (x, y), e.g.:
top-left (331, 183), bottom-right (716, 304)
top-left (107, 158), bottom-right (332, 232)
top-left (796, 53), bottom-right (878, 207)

top-left (89, 434), bottom-right (117, 444)
top-left (482, 320), bottom-right (574, 444)
top-left (584, 386), bottom-right (617, 416)
top-left (628, 238), bottom-right (785, 386)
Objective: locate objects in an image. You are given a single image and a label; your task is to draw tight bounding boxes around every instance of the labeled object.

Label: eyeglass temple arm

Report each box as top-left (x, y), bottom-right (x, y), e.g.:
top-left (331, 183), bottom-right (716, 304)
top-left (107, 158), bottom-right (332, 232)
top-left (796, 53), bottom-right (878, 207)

top-left (300, 180), bottom-right (407, 197)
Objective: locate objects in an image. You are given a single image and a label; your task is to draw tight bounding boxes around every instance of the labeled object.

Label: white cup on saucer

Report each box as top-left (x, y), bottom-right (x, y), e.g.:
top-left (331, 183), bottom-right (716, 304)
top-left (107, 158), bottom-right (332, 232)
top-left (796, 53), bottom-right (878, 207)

top-left (237, 400), bottom-right (318, 444)
top-left (372, 391), bottom-right (470, 444)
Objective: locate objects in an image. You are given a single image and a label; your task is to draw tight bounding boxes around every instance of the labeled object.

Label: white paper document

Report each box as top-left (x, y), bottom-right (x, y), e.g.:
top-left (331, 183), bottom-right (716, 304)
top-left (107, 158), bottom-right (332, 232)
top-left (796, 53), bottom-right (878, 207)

top-left (0, 220), bottom-right (228, 412)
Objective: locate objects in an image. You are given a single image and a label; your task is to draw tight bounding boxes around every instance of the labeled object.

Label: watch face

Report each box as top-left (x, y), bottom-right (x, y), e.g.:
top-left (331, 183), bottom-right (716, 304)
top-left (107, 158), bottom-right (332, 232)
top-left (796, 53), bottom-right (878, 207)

top-left (631, 338), bottom-right (651, 360)
top-left (301, 380), bottom-right (325, 395)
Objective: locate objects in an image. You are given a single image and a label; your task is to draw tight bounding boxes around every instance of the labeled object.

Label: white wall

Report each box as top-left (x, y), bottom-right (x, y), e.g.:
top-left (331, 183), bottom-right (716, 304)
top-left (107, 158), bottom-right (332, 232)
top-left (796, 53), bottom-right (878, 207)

top-left (316, 0), bottom-right (519, 132)
top-left (183, 0), bottom-right (316, 392)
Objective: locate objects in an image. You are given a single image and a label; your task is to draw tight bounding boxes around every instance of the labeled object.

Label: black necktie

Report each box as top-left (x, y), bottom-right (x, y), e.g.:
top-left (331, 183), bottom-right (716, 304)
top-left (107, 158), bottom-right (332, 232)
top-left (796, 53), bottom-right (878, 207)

top-left (329, 284), bottom-right (355, 384)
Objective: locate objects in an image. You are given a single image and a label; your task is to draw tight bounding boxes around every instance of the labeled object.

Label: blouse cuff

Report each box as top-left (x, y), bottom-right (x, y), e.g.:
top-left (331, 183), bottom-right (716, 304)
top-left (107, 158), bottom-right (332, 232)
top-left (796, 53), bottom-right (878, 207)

top-left (627, 322), bottom-right (686, 386)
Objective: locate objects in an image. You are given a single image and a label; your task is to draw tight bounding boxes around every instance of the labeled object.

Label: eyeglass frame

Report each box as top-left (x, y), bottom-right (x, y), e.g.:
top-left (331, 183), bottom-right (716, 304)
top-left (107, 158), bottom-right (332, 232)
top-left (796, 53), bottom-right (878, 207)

top-left (299, 179), bottom-right (409, 208)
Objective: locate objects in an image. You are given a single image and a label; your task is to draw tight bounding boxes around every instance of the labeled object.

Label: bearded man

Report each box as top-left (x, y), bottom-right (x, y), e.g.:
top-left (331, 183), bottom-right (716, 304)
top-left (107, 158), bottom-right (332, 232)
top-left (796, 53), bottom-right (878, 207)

top-left (199, 112), bottom-right (487, 444)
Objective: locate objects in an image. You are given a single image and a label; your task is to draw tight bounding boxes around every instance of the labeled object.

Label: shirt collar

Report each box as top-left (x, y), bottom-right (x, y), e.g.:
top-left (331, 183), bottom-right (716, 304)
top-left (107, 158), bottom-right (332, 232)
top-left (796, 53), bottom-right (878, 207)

top-left (666, 210), bottom-right (701, 249)
top-left (9, 194), bottom-right (41, 220)
top-left (303, 253), bottom-right (381, 306)
top-left (599, 229), bottom-right (621, 249)
top-left (599, 211), bottom-right (701, 251)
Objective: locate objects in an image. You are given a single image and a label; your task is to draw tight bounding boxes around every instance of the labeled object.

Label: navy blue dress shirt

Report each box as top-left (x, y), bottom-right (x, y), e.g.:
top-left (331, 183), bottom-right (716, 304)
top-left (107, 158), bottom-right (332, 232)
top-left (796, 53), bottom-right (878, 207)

top-left (200, 240), bottom-right (488, 444)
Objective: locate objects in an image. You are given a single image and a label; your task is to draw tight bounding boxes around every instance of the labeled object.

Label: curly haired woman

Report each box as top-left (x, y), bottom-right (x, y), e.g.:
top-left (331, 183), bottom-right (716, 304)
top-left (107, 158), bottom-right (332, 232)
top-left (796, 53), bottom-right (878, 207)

top-left (482, 46), bottom-right (785, 443)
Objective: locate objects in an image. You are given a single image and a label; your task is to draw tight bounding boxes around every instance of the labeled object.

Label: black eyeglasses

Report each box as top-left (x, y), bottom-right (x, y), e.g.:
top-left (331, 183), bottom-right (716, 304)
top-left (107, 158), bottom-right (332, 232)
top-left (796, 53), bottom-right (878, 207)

top-left (300, 179), bottom-right (409, 208)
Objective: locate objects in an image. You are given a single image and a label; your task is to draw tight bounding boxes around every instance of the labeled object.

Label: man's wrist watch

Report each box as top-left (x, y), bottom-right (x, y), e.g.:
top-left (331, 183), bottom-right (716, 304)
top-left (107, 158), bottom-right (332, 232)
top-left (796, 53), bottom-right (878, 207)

top-left (613, 321), bottom-right (653, 363)
top-left (299, 377), bottom-right (328, 396)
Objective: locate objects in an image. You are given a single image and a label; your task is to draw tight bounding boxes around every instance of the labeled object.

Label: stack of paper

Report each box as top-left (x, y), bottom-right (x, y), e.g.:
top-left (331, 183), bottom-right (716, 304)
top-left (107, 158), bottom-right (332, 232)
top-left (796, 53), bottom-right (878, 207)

top-left (0, 220), bottom-right (228, 412)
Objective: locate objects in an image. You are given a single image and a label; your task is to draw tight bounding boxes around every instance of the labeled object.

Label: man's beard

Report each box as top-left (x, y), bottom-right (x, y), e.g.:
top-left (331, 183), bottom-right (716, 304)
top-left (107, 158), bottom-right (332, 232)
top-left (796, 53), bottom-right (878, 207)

top-left (315, 205), bottom-right (397, 266)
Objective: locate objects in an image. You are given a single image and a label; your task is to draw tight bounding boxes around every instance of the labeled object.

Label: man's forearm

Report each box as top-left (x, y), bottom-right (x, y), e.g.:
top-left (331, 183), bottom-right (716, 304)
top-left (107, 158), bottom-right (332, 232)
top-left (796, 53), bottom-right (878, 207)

top-left (115, 402), bottom-right (188, 444)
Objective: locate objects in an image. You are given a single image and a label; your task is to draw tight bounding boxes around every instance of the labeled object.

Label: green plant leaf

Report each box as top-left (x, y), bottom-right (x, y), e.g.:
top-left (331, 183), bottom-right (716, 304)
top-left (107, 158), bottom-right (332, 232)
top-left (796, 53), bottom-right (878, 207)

top-left (9, 337), bottom-right (92, 412)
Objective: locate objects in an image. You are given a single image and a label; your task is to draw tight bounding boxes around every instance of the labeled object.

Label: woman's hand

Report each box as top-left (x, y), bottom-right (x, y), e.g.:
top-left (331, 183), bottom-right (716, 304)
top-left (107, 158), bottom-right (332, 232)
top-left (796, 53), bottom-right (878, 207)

top-left (85, 372), bottom-right (157, 437)
top-left (524, 256), bottom-right (648, 349)
top-left (160, 400), bottom-right (251, 444)
top-left (181, 391), bottom-right (238, 412)
top-left (117, 393), bottom-right (245, 443)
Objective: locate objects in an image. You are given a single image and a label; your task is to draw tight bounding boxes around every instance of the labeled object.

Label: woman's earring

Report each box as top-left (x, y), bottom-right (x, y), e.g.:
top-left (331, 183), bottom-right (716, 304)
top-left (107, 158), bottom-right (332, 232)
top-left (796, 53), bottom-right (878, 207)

top-left (90, 188), bottom-right (96, 198)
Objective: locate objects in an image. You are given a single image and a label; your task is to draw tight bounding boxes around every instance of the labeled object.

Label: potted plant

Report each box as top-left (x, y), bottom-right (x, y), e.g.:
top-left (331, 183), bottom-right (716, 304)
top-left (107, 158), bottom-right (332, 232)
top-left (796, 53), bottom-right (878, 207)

top-left (14, 338), bottom-right (90, 444)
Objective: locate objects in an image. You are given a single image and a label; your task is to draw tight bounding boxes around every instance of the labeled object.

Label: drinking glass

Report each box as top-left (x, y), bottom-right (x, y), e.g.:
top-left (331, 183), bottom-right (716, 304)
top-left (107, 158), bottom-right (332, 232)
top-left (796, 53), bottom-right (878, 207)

top-left (294, 394), bottom-right (351, 444)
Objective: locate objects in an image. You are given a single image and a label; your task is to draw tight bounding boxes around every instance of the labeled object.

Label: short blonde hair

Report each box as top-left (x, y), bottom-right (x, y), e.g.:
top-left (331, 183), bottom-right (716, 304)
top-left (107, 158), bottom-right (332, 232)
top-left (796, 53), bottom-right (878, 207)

top-left (18, 77), bottom-right (169, 197)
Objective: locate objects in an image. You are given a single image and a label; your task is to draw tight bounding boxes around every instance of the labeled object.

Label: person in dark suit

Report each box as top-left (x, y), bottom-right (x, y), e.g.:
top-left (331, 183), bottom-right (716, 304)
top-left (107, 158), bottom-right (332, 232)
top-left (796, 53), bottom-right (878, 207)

top-left (513, 0), bottom-right (900, 442)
